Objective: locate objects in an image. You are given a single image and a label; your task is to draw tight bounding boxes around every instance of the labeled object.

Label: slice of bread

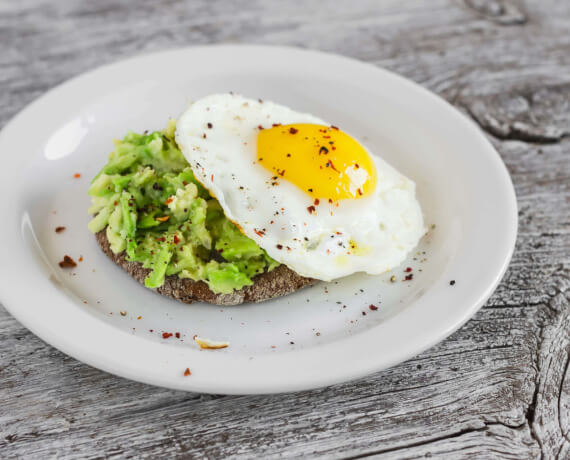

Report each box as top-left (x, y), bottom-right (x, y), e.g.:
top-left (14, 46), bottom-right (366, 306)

top-left (95, 231), bottom-right (316, 306)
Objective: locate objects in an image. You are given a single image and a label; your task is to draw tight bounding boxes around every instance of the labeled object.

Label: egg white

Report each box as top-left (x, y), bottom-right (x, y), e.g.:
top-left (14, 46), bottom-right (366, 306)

top-left (175, 93), bottom-right (425, 281)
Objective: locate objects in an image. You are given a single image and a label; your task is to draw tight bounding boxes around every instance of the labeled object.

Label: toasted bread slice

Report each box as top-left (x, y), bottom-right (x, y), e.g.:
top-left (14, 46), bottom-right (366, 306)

top-left (95, 231), bottom-right (316, 306)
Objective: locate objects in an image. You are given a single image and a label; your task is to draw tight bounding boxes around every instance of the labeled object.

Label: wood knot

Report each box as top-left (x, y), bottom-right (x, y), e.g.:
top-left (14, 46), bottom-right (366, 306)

top-left (465, 0), bottom-right (528, 25)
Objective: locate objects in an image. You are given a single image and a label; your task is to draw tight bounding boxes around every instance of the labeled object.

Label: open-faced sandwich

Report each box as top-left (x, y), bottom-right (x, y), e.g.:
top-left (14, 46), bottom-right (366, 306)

top-left (88, 94), bottom-right (425, 305)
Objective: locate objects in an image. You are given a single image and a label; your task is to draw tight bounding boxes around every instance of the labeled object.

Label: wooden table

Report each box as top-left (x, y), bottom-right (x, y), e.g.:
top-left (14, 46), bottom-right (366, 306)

top-left (1, 1), bottom-right (568, 458)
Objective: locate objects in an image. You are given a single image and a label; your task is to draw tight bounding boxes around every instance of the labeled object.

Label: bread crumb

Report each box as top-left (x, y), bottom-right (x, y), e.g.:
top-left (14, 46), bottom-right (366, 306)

top-left (193, 335), bottom-right (229, 349)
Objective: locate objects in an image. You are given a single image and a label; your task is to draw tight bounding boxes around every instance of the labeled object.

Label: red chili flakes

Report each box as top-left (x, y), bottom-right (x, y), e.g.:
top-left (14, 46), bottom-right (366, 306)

top-left (254, 228), bottom-right (266, 237)
top-left (173, 234), bottom-right (180, 244)
top-left (289, 127), bottom-right (298, 134)
top-left (405, 267), bottom-right (412, 273)
top-left (164, 197), bottom-right (174, 205)
top-left (114, 201), bottom-right (118, 206)
top-left (73, 173), bottom-right (81, 179)
top-left (331, 125), bottom-right (339, 130)
top-left (327, 159), bottom-right (339, 172)
top-left (211, 174), bottom-right (214, 182)
top-left (55, 226), bottom-right (66, 233)
top-left (156, 216), bottom-right (170, 222)
top-left (319, 146), bottom-right (329, 155)
top-left (307, 205), bottom-right (316, 214)
top-left (404, 274), bottom-right (414, 281)
top-left (78, 256), bottom-right (83, 262)
top-left (207, 122), bottom-right (213, 129)
top-left (278, 169), bottom-right (286, 177)
top-left (175, 332), bottom-right (181, 339)
top-left (314, 198), bottom-right (320, 206)
top-left (272, 123), bottom-right (282, 127)
top-left (258, 125), bottom-right (264, 130)
top-left (362, 311), bottom-right (367, 316)
top-left (202, 133), bottom-right (207, 139)
top-left (58, 255), bottom-right (77, 268)
top-left (450, 280), bottom-right (456, 286)
top-left (162, 332), bottom-right (173, 339)
top-left (369, 304), bottom-right (379, 311)
top-left (354, 163), bottom-right (360, 169)
top-left (184, 368), bottom-right (192, 377)
top-left (357, 188), bottom-right (363, 196)
top-left (328, 198), bottom-right (333, 204)
top-left (276, 244), bottom-right (283, 250)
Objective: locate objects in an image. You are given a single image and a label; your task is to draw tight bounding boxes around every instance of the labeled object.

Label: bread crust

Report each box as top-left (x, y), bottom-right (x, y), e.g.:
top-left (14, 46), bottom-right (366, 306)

top-left (95, 231), bottom-right (316, 306)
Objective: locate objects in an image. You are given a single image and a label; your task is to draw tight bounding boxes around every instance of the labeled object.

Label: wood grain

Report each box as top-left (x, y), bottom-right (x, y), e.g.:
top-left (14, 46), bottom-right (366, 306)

top-left (1, 0), bottom-right (569, 458)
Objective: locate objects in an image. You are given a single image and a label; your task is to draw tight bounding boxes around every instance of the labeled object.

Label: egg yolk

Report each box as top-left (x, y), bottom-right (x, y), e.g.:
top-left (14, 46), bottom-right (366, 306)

top-left (256, 124), bottom-right (377, 200)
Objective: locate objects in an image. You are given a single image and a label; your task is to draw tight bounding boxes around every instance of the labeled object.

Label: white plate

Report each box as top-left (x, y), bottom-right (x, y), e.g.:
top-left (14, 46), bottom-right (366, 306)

top-left (0, 45), bottom-right (517, 394)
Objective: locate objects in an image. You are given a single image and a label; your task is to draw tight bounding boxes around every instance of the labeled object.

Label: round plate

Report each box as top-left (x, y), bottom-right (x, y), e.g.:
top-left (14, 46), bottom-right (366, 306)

top-left (0, 45), bottom-right (517, 394)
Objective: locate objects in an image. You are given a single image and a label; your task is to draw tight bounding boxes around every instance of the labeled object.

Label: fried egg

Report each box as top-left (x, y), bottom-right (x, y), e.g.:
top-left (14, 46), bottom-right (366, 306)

top-left (175, 94), bottom-right (425, 281)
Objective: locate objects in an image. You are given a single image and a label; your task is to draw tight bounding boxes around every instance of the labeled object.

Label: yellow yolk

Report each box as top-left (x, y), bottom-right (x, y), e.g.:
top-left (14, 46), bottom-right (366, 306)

top-left (256, 124), bottom-right (377, 200)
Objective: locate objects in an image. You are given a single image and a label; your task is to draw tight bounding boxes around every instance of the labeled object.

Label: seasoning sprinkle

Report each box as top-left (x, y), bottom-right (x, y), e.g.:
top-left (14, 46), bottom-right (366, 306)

top-left (58, 255), bottom-right (77, 269)
top-left (184, 368), bottom-right (191, 377)
top-left (55, 226), bottom-right (66, 233)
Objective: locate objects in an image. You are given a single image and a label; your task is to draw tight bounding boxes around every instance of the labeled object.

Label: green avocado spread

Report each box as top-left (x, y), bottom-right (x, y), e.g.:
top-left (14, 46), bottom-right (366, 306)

top-left (88, 120), bottom-right (278, 294)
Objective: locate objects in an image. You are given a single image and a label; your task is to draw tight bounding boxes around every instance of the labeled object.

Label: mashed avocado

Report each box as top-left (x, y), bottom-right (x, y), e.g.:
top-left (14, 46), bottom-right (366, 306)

top-left (88, 120), bottom-right (278, 294)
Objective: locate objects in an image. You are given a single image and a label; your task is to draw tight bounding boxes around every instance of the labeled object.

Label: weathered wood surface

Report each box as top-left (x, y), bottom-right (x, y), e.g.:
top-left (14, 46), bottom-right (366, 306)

top-left (1, 0), bottom-right (568, 458)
